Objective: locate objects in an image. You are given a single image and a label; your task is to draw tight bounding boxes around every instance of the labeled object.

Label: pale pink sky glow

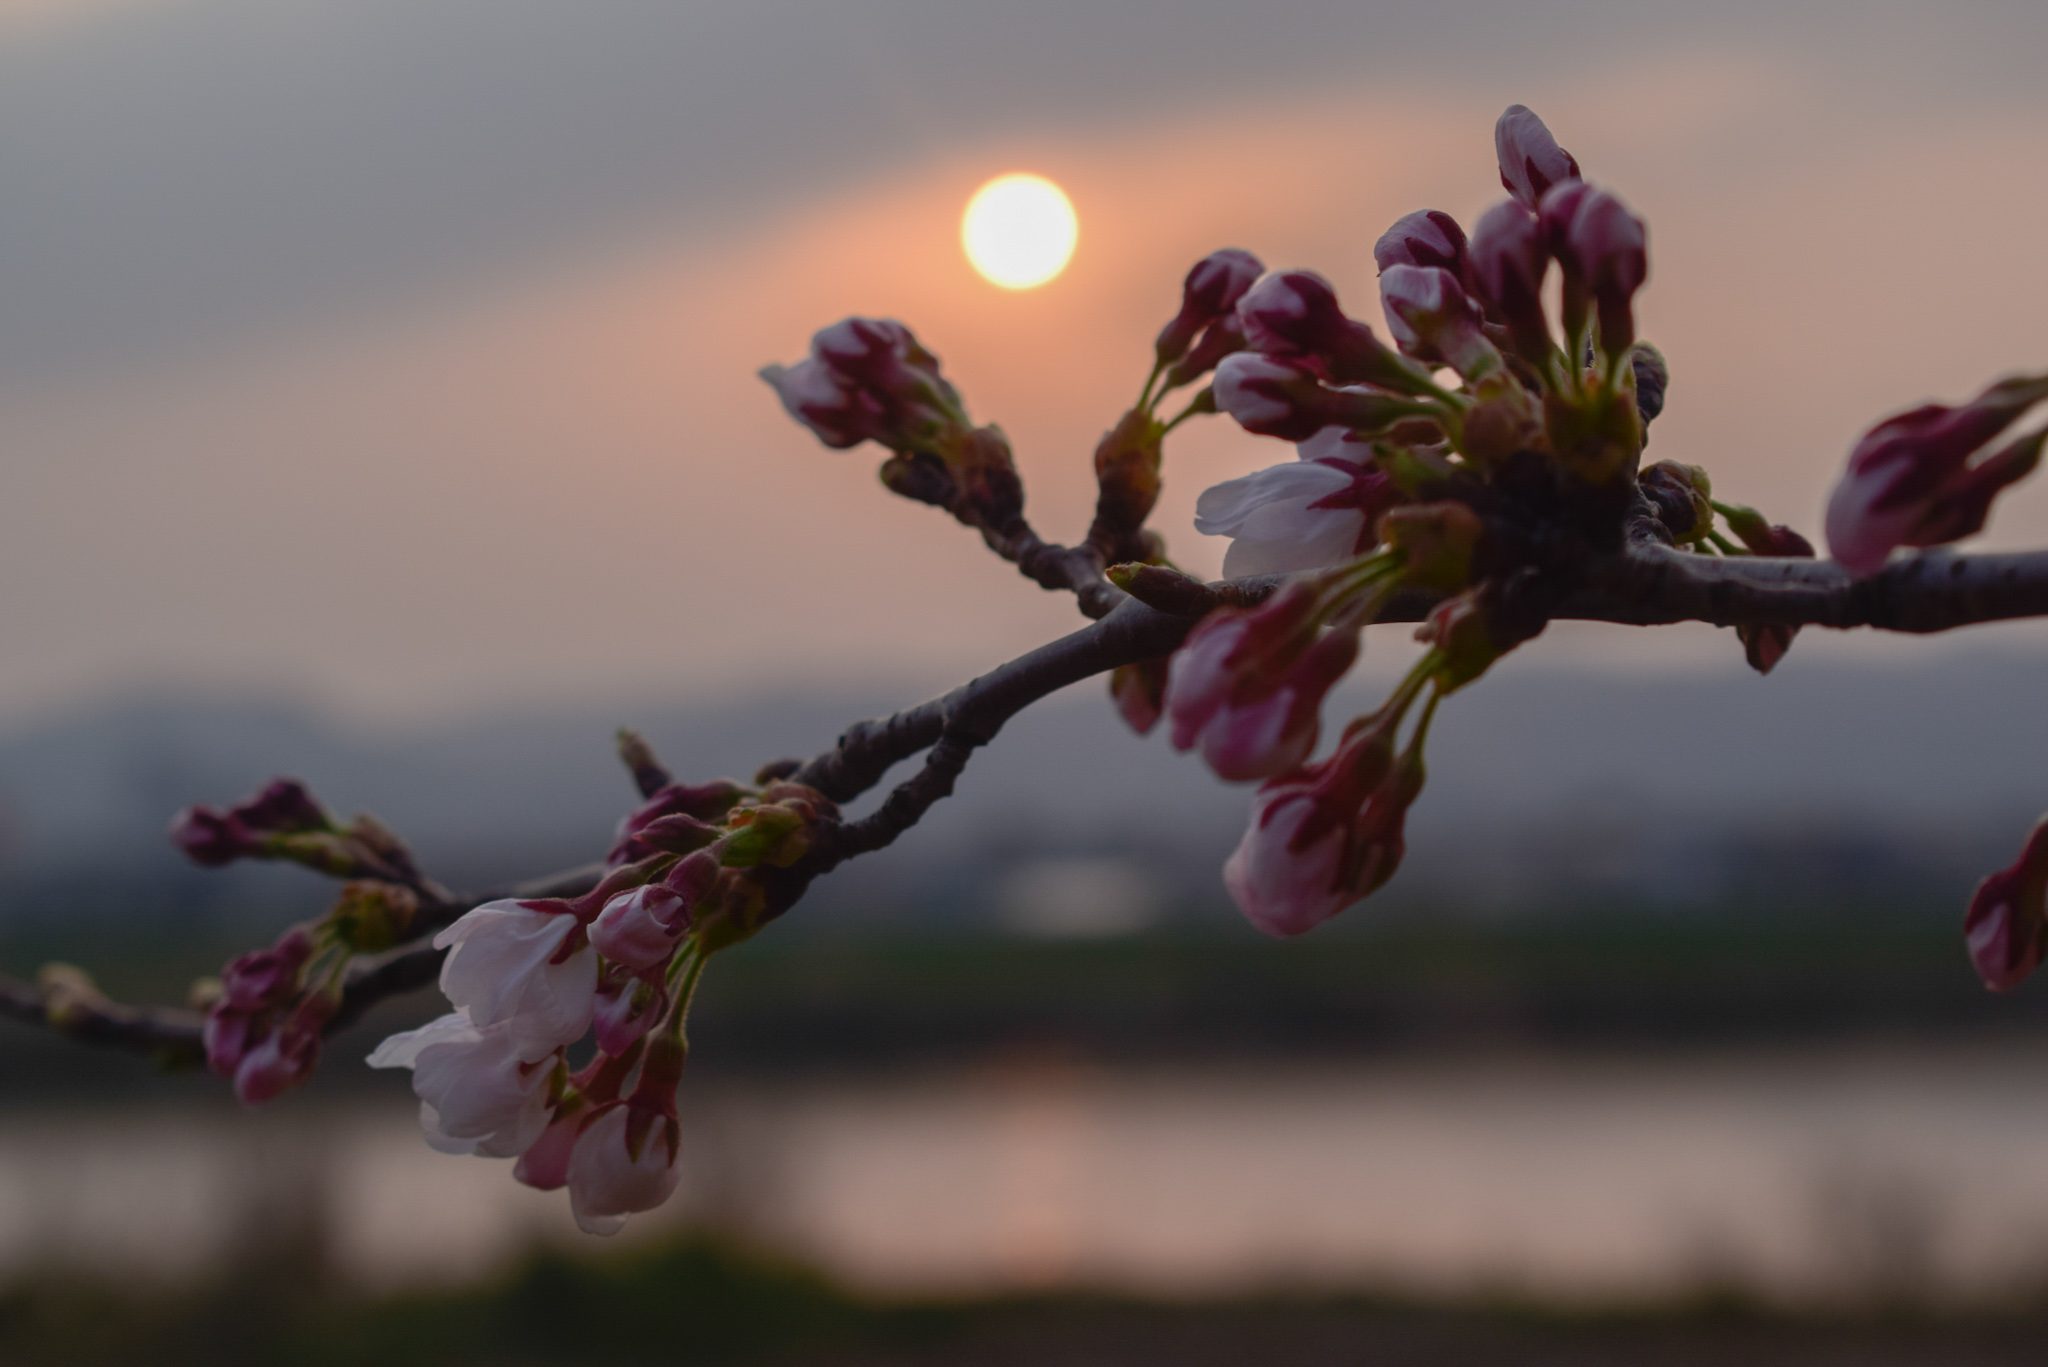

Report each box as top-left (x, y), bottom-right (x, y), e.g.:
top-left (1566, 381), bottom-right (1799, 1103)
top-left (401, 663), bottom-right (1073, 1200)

top-left (5, 12), bottom-right (2048, 723)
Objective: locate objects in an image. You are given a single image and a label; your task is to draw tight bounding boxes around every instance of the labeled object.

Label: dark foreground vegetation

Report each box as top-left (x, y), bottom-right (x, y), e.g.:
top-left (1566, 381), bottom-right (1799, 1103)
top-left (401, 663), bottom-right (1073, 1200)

top-left (8, 1227), bottom-right (2048, 1367)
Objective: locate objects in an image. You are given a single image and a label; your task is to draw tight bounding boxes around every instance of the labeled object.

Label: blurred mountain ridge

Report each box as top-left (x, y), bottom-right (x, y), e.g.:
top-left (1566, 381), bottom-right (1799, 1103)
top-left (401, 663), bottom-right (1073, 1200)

top-left (1, 648), bottom-right (2040, 930)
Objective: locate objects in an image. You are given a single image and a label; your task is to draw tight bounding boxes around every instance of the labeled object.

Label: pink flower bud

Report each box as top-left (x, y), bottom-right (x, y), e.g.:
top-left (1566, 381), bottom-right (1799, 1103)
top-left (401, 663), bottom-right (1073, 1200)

top-left (1824, 375), bottom-right (2048, 577)
top-left (219, 927), bottom-right (315, 1012)
top-left (811, 316), bottom-right (920, 383)
top-left (229, 778), bottom-right (330, 834)
top-left (1162, 314), bottom-right (1247, 388)
top-left (1378, 265), bottom-right (1499, 379)
top-left (1725, 513), bottom-right (1813, 675)
top-left (566, 1103), bottom-right (682, 1236)
top-left (608, 781), bottom-right (745, 867)
top-left (168, 806), bottom-right (255, 867)
top-left (1156, 248), bottom-right (1264, 363)
top-left (1637, 460), bottom-right (1714, 542)
top-left (1379, 501), bottom-right (1486, 590)
top-left (1222, 717), bottom-right (1422, 937)
top-left (1495, 104), bottom-right (1580, 209)
top-left (1214, 355), bottom-right (1423, 444)
top-left (233, 1032), bottom-right (311, 1104)
top-left (514, 1104), bottom-right (589, 1191)
top-left (1548, 184), bottom-right (1648, 355)
top-left (1909, 430), bottom-right (2048, 547)
top-left (1965, 817), bottom-right (2048, 993)
top-left (1466, 201), bottom-right (1551, 361)
top-left (591, 976), bottom-right (665, 1057)
top-left (1213, 353), bottom-right (1333, 441)
top-left (811, 317), bottom-right (962, 435)
top-left (662, 848), bottom-right (723, 904)
top-left (1236, 271), bottom-right (1427, 394)
top-left (1373, 210), bottom-right (1468, 276)
top-left (1110, 657), bottom-right (1170, 736)
top-left (759, 358), bottom-right (880, 450)
top-left (764, 317), bottom-right (966, 455)
top-left (231, 991), bottom-right (333, 1106)
top-left (590, 885), bottom-right (689, 971)
top-left (203, 1003), bottom-right (254, 1077)
top-left (1164, 587), bottom-right (1361, 782)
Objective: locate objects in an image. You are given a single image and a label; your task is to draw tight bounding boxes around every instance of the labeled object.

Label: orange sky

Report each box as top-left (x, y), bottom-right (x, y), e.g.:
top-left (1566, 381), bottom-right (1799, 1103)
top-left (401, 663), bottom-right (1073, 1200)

top-left (6, 11), bottom-right (2048, 723)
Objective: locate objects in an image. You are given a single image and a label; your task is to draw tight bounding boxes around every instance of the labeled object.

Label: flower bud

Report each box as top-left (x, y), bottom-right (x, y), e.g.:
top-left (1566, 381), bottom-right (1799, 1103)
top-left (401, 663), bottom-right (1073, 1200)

top-left (1222, 714), bottom-right (1424, 937)
top-left (591, 885), bottom-right (689, 971)
top-left (1163, 315), bottom-right (1247, 389)
top-left (1495, 104), bottom-right (1580, 210)
top-left (1721, 506), bottom-right (1814, 559)
top-left (1378, 264), bottom-right (1501, 380)
top-left (609, 781), bottom-right (748, 867)
top-left (1373, 210), bottom-right (1468, 276)
top-left (1213, 353), bottom-right (1334, 441)
top-left (764, 317), bottom-right (966, 456)
top-left (1418, 592), bottom-right (1500, 693)
top-left (1825, 374), bottom-right (2048, 576)
top-left (1379, 502), bottom-right (1485, 590)
top-left (1965, 817), bottom-right (2048, 992)
top-left (1110, 656), bottom-right (1171, 737)
top-left (1155, 248), bottom-right (1264, 363)
top-left (203, 1004), bottom-right (255, 1078)
top-left (169, 806), bottom-right (253, 867)
top-left (1638, 461), bottom-right (1713, 542)
top-left (1631, 343), bottom-right (1670, 429)
top-left (514, 1102), bottom-right (588, 1192)
top-left (220, 927), bottom-right (315, 1012)
top-left (615, 729), bottom-right (673, 799)
top-left (1549, 185), bottom-right (1648, 357)
top-left (952, 424), bottom-right (1026, 528)
top-left (1466, 201), bottom-right (1551, 362)
top-left (1090, 408), bottom-right (1165, 549)
top-left (329, 881), bottom-right (418, 954)
top-left (232, 779), bottom-right (331, 835)
top-left (759, 358), bottom-right (879, 449)
top-left (1236, 271), bottom-right (1432, 394)
top-left (1719, 510), bottom-right (1815, 676)
top-left (1214, 354), bottom-right (1426, 444)
top-left (592, 976), bottom-right (665, 1057)
top-left (567, 1045), bottom-right (685, 1235)
top-left (232, 989), bottom-right (336, 1105)
top-left (1165, 587), bottom-right (1360, 783)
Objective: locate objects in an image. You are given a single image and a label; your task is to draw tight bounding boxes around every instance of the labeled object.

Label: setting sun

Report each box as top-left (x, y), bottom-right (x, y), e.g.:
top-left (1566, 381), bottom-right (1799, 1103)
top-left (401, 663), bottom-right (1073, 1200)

top-left (961, 172), bottom-right (1078, 290)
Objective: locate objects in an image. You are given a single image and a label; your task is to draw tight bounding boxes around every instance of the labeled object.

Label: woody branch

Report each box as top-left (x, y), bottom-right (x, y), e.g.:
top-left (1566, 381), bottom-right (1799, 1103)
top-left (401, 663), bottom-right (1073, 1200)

top-left (9, 103), bottom-right (2048, 1237)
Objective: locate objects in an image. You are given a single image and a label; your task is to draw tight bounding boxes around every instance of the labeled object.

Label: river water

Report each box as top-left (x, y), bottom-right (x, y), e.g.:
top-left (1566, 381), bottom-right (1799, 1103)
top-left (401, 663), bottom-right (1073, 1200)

top-left (6, 1040), bottom-right (2048, 1306)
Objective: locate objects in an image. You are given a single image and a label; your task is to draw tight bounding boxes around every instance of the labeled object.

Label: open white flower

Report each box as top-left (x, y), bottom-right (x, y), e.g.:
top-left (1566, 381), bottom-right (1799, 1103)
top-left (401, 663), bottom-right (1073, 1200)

top-left (435, 900), bottom-right (597, 1056)
top-left (566, 1103), bottom-right (682, 1236)
top-left (367, 1010), bottom-right (554, 1158)
top-left (1194, 442), bottom-right (1395, 577)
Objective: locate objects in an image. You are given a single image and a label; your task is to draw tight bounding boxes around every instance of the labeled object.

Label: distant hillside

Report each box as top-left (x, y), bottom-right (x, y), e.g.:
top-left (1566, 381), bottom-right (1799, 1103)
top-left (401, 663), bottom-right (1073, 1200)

top-left (3, 648), bottom-right (2044, 933)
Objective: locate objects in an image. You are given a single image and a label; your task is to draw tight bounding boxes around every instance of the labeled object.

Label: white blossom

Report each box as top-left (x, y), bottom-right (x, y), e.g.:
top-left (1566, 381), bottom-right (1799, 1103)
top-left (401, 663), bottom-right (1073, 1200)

top-left (434, 900), bottom-right (596, 1057)
top-left (367, 1010), bottom-right (554, 1158)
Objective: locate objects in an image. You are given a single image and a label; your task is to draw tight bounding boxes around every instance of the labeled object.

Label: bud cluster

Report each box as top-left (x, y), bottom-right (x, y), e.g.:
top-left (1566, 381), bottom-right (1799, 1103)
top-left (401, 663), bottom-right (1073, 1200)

top-left (762, 318), bottom-right (1022, 529)
top-left (200, 926), bottom-right (339, 1103)
top-left (369, 771), bottom-right (837, 1234)
top-left (169, 777), bottom-right (430, 888)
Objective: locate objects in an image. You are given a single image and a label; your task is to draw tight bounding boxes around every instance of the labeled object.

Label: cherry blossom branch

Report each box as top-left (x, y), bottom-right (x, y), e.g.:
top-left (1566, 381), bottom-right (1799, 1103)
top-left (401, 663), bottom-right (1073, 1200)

top-left (8, 537), bottom-right (2048, 1063)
